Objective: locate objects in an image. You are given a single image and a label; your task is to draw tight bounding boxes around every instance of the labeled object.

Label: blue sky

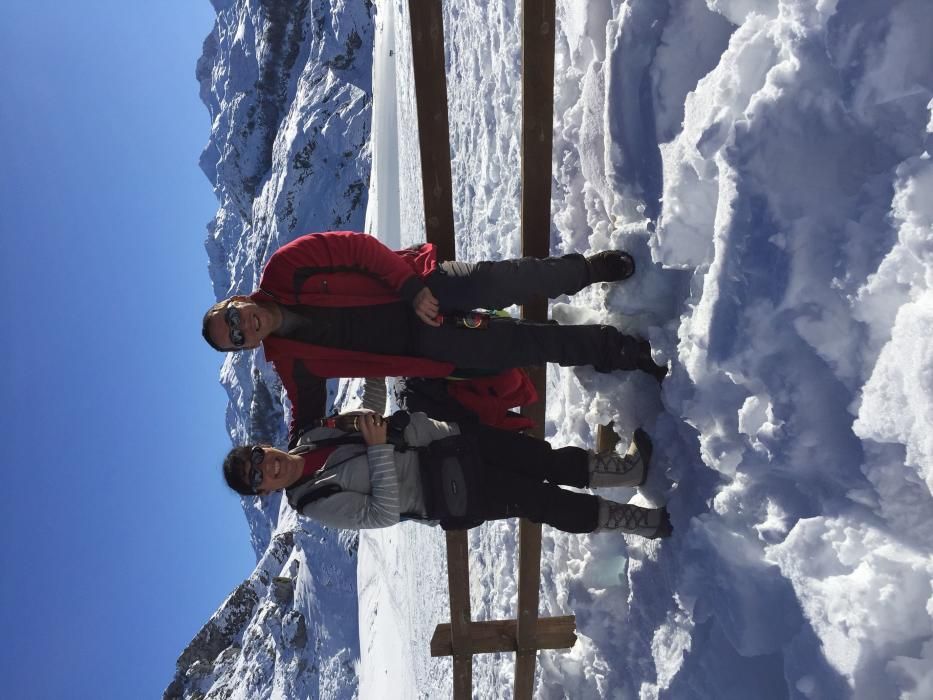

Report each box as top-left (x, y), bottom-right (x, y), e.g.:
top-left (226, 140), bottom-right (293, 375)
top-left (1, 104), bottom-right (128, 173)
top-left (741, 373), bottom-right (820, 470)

top-left (0, 2), bottom-right (256, 698)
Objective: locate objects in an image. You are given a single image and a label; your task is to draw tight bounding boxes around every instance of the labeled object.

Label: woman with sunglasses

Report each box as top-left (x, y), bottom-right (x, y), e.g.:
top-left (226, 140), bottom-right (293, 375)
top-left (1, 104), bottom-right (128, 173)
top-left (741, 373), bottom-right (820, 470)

top-left (221, 411), bottom-right (672, 539)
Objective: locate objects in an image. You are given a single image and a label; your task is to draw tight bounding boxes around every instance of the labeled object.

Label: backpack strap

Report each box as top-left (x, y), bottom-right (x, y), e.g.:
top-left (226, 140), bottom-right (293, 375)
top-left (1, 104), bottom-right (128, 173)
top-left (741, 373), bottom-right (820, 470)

top-left (292, 433), bottom-right (367, 452)
top-left (292, 482), bottom-right (343, 512)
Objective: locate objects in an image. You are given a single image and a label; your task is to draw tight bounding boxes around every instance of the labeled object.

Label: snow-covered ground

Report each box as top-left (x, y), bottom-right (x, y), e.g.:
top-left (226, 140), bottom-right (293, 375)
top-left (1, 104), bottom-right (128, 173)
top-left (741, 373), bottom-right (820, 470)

top-left (358, 1), bottom-right (933, 698)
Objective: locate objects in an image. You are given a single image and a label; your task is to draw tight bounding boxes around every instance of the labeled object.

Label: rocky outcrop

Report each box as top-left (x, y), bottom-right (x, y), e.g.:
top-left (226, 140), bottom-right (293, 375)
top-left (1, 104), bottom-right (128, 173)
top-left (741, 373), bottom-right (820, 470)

top-left (164, 534), bottom-right (294, 699)
top-left (165, 527), bottom-right (360, 700)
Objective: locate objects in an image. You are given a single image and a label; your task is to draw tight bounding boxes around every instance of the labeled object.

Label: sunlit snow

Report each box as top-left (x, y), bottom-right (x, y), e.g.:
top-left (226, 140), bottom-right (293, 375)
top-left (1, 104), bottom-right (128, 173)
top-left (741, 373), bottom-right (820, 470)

top-left (358, 1), bottom-right (933, 698)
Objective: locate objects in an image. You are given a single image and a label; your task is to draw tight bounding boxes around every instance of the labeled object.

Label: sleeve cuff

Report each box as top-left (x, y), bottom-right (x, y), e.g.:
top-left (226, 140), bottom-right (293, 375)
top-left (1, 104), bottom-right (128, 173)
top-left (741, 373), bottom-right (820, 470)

top-left (398, 276), bottom-right (427, 302)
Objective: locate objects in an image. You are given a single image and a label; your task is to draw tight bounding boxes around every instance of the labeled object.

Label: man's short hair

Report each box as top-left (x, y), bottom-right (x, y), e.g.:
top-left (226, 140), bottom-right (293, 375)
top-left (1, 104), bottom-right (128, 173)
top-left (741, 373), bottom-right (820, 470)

top-left (223, 445), bottom-right (258, 496)
top-left (202, 299), bottom-right (231, 352)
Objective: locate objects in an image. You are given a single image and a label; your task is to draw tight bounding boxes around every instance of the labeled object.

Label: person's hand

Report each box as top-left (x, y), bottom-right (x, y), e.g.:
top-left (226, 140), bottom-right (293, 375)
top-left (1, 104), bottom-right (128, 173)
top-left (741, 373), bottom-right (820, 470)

top-left (359, 412), bottom-right (388, 446)
top-left (413, 287), bottom-right (441, 326)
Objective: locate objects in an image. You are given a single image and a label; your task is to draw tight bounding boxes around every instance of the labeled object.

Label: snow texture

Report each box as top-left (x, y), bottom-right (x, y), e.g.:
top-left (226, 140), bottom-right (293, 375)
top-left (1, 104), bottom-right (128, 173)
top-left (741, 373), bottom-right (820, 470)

top-left (359, 1), bottom-right (933, 699)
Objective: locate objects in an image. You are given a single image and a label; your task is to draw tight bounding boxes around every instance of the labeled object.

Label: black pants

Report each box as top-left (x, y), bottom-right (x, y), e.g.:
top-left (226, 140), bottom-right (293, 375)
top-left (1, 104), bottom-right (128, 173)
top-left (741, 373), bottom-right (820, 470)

top-left (460, 423), bottom-right (599, 533)
top-left (426, 254), bottom-right (592, 310)
top-left (418, 255), bottom-right (640, 373)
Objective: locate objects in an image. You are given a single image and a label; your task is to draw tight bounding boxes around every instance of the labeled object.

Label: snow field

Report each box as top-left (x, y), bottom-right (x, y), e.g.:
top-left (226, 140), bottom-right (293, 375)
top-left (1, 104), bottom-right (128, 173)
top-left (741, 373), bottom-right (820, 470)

top-left (358, 1), bottom-right (933, 698)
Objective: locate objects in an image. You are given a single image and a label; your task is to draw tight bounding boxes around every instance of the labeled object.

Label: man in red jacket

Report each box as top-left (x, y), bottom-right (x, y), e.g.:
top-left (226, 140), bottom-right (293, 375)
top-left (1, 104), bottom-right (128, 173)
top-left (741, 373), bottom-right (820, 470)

top-left (202, 232), bottom-right (666, 432)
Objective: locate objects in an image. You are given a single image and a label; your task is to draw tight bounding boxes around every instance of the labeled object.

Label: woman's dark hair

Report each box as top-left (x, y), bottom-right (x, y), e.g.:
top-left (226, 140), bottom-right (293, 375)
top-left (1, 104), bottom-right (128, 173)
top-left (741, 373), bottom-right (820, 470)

top-left (202, 300), bottom-right (230, 352)
top-left (223, 446), bottom-right (258, 496)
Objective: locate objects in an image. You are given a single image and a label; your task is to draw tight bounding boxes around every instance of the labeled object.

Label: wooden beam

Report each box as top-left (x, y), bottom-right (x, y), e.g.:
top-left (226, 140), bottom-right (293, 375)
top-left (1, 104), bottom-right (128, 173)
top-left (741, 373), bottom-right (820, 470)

top-left (515, 521), bottom-right (543, 652)
top-left (514, 520), bottom-right (543, 698)
top-left (518, 0), bottom-right (556, 434)
top-left (519, 0), bottom-right (556, 263)
top-left (408, 0), bottom-right (456, 262)
top-left (516, 2), bottom-right (556, 697)
top-left (596, 422), bottom-right (621, 453)
top-left (452, 655), bottom-right (472, 700)
top-left (430, 616), bottom-right (577, 656)
top-left (445, 529), bottom-right (473, 698)
top-left (445, 530), bottom-right (472, 653)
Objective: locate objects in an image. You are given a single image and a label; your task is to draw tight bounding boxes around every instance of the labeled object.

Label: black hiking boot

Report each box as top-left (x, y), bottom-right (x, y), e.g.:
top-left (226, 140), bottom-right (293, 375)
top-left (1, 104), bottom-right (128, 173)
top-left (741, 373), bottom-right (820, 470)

top-left (587, 250), bottom-right (635, 283)
top-left (636, 339), bottom-right (668, 384)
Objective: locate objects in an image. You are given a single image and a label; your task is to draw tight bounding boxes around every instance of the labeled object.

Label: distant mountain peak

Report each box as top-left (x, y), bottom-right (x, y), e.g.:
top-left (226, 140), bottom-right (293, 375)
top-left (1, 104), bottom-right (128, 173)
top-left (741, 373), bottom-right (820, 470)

top-left (167, 1), bottom-right (374, 697)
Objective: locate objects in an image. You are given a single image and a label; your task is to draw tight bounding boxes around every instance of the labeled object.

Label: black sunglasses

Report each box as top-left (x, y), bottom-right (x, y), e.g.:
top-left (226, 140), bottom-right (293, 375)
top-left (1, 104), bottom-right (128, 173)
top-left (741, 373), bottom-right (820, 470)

top-left (247, 446), bottom-right (265, 491)
top-left (225, 305), bottom-right (246, 348)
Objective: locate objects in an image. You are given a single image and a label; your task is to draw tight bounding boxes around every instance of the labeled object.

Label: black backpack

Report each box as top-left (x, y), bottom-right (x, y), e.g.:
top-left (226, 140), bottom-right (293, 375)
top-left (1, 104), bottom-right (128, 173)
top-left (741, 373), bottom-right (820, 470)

top-left (416, 435), bottom-right (486, 530)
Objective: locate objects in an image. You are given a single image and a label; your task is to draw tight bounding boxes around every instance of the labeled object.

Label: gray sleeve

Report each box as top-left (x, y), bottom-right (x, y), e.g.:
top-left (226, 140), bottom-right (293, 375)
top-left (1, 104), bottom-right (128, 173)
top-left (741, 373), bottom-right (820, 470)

top-left (402, 412), bottom-right (461, 447)
top-left (300, 445), bottom-right (400, 529)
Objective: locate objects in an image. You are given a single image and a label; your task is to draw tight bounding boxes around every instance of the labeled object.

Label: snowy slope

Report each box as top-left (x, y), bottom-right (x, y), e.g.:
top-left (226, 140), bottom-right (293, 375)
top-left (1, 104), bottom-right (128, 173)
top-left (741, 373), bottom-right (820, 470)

top-left (167, 1), bottom-right (375, 698)
top-left (358, 1), bottom-right (933, 699)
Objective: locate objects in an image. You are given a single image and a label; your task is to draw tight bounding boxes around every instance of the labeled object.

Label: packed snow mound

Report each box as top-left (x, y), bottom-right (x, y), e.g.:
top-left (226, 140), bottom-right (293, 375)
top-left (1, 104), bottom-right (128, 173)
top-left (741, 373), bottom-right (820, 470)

top-left (358, 1), bottom-right (933, 699)
top-left (655, 2), bottom-right (933, 695)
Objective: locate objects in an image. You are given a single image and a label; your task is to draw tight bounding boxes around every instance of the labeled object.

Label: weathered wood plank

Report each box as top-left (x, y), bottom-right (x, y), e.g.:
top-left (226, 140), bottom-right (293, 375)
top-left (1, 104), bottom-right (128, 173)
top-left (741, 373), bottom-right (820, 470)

top-left (410, 5), bottom-right (470, 696)
top-left (430, 616), bottom-right (577, 656)
top-left (518, 0), bottom-right (556, 432)
top-left (514, 650), bottom-right (538, 699)
top-left (597, 422), bottom-right (621, 453)
top-left (515, 520), bottom-right (543, 651)
top-left (516, 2), bottom-right (556, 697)
top-left (520, 0), bottom-right (557, 264)
top-left (408, 0), bottom-right (456, 262)
top-left (514, 520), bottom-right (543, 699)
top-left (446, 529), bottom-right (473, 698)
top-left (452, 655), bottom-right (472, 700)
top-left (445, 529), bottom-right (472, 653)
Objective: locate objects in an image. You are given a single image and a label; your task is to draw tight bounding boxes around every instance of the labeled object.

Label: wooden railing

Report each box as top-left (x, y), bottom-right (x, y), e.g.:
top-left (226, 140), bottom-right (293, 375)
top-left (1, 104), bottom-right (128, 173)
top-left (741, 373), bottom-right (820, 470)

top-left (408, 2), bottom-right (577, 698)
top-left (514, 2), bottom-right (558, 696)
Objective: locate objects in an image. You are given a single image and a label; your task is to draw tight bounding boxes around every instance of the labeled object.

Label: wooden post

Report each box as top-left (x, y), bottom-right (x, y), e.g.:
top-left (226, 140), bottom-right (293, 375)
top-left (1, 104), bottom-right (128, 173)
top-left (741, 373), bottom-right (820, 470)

top-left (518, 0), bottom-right (557, 436)
top-left (410, 2), bottom-right (576, 698)
top-left (408, 0), bottom-right (456, 262)
top-left (445, 530), bottom-right (473, 698)
top-left (409, 6), bottom-right (470, 696)
top-left (596, 422), bottom-right (621, 453)
top-left (515, 2), bottom-right (557, 698)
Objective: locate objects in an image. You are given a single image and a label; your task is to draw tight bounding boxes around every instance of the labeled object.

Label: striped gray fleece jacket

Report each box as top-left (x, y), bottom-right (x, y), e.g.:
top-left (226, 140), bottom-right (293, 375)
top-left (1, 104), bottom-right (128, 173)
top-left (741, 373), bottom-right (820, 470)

top-left (284, 412), bottom-right (460, 530)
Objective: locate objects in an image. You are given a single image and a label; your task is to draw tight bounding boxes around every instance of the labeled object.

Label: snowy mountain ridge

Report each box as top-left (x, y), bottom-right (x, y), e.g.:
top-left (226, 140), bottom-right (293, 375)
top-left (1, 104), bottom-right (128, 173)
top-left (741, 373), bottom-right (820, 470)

top-left (166, 1), bottom-right (374, 698)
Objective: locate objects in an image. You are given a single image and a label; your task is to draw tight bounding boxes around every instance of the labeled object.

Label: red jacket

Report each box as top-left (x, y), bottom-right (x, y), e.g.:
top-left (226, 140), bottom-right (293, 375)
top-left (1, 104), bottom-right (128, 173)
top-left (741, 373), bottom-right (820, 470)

top-left (251, 232), bottom-right (454, 429)
top-left (447, 369), bottom-right (538, 432)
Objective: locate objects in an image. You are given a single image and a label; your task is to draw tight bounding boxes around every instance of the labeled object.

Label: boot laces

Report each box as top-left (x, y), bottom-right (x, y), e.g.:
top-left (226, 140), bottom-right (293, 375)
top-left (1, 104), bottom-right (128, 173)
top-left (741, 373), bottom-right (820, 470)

top-left (593, 450), bottom-right (638, 476)
top-left (606, 503), bottom-right (653, 531)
